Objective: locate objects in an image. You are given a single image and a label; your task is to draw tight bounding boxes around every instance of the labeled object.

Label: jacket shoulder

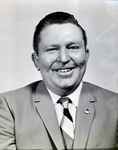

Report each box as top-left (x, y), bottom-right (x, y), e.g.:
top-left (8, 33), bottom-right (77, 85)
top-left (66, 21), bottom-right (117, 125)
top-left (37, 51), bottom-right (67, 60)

top-left (0, 81), bottom-right (40, 103)
top-left (83, 82), bottom-right (118, 101)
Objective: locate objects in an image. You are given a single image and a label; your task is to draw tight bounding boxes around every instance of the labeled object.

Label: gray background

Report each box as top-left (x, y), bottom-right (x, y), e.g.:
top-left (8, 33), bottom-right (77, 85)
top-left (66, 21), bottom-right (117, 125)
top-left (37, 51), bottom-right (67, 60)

top-left (0, 0), bottom-right (118, 93)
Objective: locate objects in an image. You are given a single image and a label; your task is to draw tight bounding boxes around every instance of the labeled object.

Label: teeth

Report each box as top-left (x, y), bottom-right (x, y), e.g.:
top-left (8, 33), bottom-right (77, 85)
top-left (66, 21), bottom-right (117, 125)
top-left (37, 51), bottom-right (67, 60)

top-left (57, 69), bottom-right (71, 73)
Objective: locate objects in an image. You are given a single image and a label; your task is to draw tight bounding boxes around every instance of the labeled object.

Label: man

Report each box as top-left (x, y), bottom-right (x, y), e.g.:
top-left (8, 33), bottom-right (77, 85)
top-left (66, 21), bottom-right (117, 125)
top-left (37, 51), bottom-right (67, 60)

top-left (0, 11), bottom-right (118, 150)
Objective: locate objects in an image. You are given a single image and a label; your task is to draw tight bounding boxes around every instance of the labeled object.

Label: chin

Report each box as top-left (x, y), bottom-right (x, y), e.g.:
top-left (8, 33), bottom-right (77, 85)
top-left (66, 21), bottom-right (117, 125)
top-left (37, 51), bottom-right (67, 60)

top-left (58, 83), bottom-right (76, 90)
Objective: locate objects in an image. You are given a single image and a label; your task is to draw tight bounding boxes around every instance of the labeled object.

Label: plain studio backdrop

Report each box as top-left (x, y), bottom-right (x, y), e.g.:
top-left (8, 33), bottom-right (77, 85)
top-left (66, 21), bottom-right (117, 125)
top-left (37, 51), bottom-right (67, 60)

top-left (0, 0), bottom-right (118, 93)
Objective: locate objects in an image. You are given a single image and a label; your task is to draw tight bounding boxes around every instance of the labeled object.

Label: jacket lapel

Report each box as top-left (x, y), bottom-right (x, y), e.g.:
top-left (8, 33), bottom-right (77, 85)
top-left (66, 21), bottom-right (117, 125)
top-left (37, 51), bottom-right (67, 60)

top-left (34, 81), bottom-right (64, 149)
top-left (34, 81), bottom-right (96, 149)
top-left (73, 82), bottom-right (96, 149)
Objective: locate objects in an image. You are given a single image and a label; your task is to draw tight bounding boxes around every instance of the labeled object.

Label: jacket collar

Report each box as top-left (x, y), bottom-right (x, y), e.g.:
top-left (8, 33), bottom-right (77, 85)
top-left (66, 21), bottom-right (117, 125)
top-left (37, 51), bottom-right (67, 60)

top-left (73, 82), bottom-right (96, 149)
top-left (34, 81), bottom-right (64, 149)
top-left (34, 80), bottom-right (96, 149)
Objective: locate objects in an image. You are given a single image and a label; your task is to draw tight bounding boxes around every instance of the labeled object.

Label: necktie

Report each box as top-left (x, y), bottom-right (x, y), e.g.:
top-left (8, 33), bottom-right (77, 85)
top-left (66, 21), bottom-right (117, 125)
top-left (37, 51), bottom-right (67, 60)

top-left (58, 97), bottom-right (74, 149)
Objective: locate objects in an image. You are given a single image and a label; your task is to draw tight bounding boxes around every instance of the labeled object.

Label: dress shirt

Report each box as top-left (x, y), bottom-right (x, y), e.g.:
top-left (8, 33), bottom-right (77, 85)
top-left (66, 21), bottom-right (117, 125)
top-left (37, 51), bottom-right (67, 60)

top-left (47, 82), bottom-right (83, 128)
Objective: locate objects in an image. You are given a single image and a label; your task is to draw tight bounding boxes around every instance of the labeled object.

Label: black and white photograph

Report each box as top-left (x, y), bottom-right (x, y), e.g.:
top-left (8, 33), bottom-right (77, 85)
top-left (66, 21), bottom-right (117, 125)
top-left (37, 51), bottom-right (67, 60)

top-left (0, 0), bottom-right (118, 149)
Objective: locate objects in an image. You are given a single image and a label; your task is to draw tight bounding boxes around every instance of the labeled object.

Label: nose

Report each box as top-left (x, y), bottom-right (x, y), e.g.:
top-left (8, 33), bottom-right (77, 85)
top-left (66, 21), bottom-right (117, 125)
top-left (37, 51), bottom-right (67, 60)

top-left (57, 48), bottom-right (70, 63)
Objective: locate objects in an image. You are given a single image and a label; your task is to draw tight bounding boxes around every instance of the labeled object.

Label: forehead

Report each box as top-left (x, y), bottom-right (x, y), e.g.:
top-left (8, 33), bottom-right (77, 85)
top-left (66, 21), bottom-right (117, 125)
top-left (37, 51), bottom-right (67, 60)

top-left (39, 23), bottom-right (83, 45)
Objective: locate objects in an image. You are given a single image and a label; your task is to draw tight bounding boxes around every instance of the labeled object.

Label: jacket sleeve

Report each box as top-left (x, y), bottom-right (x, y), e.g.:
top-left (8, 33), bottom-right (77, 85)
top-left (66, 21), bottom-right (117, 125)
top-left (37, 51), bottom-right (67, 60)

top-left (0, 94), bottom-right (16, 150)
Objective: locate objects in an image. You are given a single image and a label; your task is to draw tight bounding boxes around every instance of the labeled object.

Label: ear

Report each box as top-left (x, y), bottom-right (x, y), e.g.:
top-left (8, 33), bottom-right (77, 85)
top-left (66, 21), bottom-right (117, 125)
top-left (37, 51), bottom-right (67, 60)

top-left (32, 52), bottom-right (40, 71)
top-left (85, 49), bottom-right (90, 62)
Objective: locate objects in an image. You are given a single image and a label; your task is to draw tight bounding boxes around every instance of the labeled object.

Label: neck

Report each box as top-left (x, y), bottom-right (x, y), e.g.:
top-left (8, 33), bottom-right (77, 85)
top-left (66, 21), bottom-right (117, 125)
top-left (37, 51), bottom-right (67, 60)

top-left (47, 84), bottom-right (81, 97)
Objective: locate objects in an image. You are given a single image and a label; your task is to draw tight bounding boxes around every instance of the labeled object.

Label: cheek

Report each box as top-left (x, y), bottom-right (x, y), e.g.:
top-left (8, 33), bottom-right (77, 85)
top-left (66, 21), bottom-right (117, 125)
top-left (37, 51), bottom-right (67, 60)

top-left (71, 53), bottom-right (87, 65)
top-left (39, 53), bottom-right (56, 69)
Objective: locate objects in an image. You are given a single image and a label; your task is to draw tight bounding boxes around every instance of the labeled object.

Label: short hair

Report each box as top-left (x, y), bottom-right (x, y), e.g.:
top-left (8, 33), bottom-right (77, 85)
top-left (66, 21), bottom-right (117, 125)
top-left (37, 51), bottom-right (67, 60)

top-left (33, 11), bottom-right (87, 54)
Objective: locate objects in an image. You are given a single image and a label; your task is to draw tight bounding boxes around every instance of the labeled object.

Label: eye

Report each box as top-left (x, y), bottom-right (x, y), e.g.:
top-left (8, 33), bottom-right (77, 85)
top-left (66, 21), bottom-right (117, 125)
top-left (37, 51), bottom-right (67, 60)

top-left (70, 46), bottom-right (79, 49)
top-left (46, 47), bottom-right (58, 52)
top-left (68, 45), bottom-right (80, 50)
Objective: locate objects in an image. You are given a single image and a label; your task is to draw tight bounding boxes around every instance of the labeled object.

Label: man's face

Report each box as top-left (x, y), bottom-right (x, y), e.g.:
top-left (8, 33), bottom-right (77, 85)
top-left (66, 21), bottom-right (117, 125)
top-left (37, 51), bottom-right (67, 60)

top-left (33, 23), bottom-right (89, 96)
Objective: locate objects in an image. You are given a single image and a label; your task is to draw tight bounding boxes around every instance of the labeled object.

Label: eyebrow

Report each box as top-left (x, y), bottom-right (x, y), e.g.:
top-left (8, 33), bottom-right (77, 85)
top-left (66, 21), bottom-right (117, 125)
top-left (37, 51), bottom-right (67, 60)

top-left (47, 44), bottom-right (60, 47)
top-left (47, 41), bottom-right (83, 48)
top-left (67, 42), bottom-right (83, 46)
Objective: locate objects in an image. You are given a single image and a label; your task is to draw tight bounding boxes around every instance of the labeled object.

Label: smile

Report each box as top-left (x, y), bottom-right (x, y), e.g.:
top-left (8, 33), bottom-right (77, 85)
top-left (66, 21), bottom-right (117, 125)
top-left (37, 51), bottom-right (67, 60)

top-left (53, 67), bottom-right (76, 75)
top-left (57, 69), bottom-right (71, 73)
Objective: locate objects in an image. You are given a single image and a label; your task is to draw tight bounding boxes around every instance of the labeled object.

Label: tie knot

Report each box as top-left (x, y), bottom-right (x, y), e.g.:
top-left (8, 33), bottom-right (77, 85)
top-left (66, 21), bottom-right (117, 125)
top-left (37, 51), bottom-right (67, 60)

top-left (58, 97), bottom-right (72, 108)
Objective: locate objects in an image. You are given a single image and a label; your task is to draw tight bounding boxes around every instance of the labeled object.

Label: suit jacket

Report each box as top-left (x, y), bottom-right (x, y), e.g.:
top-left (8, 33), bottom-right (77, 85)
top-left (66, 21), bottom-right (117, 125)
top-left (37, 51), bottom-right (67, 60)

top-left (0, 80), bottom-right (118, 150)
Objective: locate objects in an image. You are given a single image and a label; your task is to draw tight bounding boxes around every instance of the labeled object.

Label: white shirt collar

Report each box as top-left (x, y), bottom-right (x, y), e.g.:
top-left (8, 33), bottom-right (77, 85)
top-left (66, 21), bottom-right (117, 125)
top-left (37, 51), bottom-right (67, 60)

top-left (47, 82), bottom-right (83, 108)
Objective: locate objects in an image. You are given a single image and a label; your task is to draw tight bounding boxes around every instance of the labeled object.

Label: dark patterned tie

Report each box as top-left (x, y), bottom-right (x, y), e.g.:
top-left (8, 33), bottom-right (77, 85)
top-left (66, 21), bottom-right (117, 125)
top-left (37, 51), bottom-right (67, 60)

top-left (58, 97), bottom-right (74, 149)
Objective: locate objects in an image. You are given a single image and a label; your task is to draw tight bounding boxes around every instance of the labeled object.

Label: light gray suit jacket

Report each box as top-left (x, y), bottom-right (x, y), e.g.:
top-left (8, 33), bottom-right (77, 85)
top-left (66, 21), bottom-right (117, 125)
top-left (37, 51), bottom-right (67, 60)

top-left (0, 80), bottom-right (118, 149)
